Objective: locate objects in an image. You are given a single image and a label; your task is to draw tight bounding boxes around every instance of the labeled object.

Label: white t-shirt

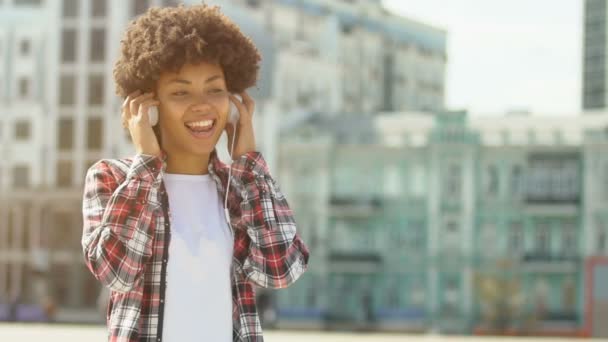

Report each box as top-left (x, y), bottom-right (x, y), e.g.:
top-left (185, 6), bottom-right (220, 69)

top-left (161, 172), bottom-right (234, 342)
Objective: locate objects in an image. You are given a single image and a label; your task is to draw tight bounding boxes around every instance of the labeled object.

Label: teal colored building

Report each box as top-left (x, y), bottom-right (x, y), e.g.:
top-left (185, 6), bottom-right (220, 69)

top-left (272, 110), bottom-right (608, 337)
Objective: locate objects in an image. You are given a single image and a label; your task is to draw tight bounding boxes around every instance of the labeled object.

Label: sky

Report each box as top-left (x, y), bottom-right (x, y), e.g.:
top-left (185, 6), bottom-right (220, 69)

top-left (382, 0), bottom-right (583, 117)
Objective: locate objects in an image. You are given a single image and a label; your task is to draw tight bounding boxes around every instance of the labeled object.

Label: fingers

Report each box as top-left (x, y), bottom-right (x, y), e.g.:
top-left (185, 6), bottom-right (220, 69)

top-left (239, 91), bottom-right (255, 116)
top-left (121, 91), bottom-right (157, 128)
top-left (138, 98), bottom-right (161, 125)
top-left (130, 92), bottom-right (155, 119)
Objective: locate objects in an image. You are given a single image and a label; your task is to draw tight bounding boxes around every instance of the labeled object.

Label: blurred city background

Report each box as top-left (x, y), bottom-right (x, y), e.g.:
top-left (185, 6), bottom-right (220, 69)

top-left (0, 0), bottom-right (607, 340)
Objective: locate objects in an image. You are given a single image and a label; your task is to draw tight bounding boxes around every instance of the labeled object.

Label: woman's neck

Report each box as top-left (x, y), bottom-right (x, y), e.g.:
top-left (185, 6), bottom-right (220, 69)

top-left (164, 151), bottom-right (211, 175)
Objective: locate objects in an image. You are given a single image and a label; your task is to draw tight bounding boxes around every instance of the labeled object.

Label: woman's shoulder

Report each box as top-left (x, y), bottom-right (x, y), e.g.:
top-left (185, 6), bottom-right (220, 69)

top-left (86, 156), bottom-right (136, 183)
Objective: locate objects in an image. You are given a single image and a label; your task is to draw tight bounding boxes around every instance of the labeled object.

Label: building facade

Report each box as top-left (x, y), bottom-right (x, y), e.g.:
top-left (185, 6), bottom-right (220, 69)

top-left (276, 110), bottom-right (608, 337)
top-left (583, 0), bottom-right (608, 110)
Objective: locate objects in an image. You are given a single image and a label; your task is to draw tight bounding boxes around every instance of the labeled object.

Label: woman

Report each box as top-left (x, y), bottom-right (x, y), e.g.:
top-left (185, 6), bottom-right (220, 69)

top-left (81, 4), bottom-right (309, 341)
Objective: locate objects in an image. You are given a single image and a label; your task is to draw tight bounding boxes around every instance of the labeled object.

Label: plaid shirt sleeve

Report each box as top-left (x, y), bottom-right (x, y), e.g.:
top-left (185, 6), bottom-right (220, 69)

top-left (81, 154), bottom-right (163, 293)
top-left (230, 151), bottom-right (310, 289)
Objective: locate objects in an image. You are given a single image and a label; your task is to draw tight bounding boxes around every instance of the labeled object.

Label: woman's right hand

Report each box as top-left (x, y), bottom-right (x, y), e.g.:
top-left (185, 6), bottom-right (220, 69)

top-left (121, 90), bottom-right (162, 157)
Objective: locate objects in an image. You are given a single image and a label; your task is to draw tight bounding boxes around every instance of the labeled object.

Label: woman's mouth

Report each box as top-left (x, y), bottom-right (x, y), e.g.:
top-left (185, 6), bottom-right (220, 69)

top-left (185, 119), bottom-right (216, 139)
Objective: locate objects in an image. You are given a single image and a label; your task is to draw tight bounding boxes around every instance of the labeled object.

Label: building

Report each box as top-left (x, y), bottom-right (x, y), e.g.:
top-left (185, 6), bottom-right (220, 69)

top-left (275, 110), bottom-right (608, 337)
top-left (217, 0), bottom-right (447, 115)
top-left (583, 0), bottom-right (608, 110)
top-left (0, 0), bottom-right (447, 324)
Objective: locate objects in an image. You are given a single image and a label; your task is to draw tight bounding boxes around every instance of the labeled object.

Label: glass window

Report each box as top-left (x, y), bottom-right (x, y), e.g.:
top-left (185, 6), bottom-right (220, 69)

top-left (535, 222), bottom-right (551, 255)
top-left (14, 120), bottom-right (30, 140)
top-left (14, 0), bottom-right (42, 5)
top-left (61, 28), bottom-right (77, 62)
top-left (20, 40), bottom-right (30, 56)
top-left (56, 160), bottom-right (73, 187)
top-left (485, 164), bottom-right (499, 197)
top-left (62, 0), bottom-right (78, 17)
top-left (444, 220), bottom-right (460, 249)
top-left (59, 74), bottom-right (75, 106)
top-left (444, 162), bottom-right (461, 199)
top-left (480, 223), bottom-right (497, 256)
top-left (509, 221), bottom-right (524, 253)
top-left (88, 74), bottom-right (104, 105)
top-left (91, 0), bottom-right (106, 17)
top-left (57, 118), bottom-right (74, 150)
top-left (19, 78), bottom-right (29, 98)
top-left (90, 28), bottom-right (105, 62)
top-left (13, 165), bottom-right (30, 188)
top-left (597, 219), bottom-right (606, 254)
top-left (132, 0), bottom-right (149, 16)
top-left (87, 118), bottom-right (103, 150)
top-left (561, 221), bottom-right (577, 257)
top-left (510, 165), bottom-right (524, 197)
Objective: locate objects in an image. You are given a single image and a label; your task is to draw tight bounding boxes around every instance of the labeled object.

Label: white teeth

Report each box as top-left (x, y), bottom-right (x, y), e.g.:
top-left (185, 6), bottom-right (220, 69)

top-left (186, 120), bottom-right (214, 128)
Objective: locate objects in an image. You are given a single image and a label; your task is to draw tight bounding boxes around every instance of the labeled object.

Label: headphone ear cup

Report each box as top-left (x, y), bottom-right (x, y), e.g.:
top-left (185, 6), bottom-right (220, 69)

top-left (229, 102), bottom-right (239, 124)
top-left (148, 106), bottom-right (159, 126)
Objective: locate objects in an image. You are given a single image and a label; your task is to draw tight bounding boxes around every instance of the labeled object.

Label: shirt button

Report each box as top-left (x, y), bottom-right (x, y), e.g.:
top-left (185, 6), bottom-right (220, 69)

top-left (141, 200), bottom-right (147, 204)
top-left (160, 299), bottom-right (164, 303)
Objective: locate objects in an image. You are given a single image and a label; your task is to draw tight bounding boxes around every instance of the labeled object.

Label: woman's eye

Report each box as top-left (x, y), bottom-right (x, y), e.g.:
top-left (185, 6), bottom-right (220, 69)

top-left (210, 89), bottom-right (224, 93)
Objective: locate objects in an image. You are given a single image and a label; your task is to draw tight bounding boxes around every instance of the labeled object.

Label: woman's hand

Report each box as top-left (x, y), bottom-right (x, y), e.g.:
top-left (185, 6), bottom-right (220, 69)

top-left (225, 91), bottom-right (257, 160)
top-left (122, 90), bottom-right (162, 157)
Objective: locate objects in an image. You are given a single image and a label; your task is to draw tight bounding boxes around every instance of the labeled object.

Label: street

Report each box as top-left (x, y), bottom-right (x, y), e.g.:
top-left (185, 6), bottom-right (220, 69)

top-left (0, 323), bottom-right (601, 342)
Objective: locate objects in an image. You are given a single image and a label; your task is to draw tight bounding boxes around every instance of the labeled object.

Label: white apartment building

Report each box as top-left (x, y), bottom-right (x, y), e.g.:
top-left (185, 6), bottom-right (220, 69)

top-left (0, 0), bottom-right (447, 321)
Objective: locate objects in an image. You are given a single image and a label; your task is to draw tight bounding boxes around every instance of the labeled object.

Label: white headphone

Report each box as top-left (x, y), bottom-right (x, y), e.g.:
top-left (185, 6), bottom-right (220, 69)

top-left (223, 98), bottom-right (240, 239)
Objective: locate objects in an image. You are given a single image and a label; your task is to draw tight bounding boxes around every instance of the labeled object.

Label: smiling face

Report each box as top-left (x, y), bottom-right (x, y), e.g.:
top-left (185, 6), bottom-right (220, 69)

top-left (155, 61), bottom-right (231, 157)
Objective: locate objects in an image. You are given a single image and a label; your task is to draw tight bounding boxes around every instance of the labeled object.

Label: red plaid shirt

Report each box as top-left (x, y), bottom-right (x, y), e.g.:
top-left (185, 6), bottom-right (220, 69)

top-left (81, 148), bottom-right (310, 341)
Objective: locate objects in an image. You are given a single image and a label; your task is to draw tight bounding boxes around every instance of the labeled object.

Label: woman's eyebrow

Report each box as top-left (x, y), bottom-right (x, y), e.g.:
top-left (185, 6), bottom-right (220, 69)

top-left (168, 75), bottom-right (224, 84)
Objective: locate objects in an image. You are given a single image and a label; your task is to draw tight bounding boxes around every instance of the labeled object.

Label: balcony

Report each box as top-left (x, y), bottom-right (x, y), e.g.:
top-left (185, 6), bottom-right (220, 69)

top-left (329, 195), bottom-right (382, 217)
top-left (520, 253), bottom-right (580, 273)
top-left (328, 251), bottom-right (382, 273)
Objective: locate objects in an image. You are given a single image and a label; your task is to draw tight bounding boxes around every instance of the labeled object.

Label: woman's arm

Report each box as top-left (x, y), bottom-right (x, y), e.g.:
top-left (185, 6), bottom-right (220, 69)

top-left (81, 154), bottom-right (163, 293)
top-left (230, 151), bottom-right (310, 289)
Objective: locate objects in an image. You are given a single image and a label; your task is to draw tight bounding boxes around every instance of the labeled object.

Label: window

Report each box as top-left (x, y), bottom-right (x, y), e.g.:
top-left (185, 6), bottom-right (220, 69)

top-left (13, 165), bottom-right (30, 188)
top-left (14, 121), bottom-right (30, 140)
top-left (597, 219), bottom-right (606, 254)
top-left (57, 118), bottom-right (74, 150)
top-left (443, 277), bottom-right (459, 314)
top-left (444, 220), bottom-right (460, 249)
top-left (384, 165), bottom-right (401, 198)
top-left (480, 223), bottom-right (497, 256)
top-left (20, 40), bottom-right (30, 56)
top-left (561, 221), bottom-right (577, 257)
top-left (61, 28), bottom-right (77, 62)
top-left (132, 0), bottom-right (149, 16)
top-left (50, 264), bottom-right (70, 306)
top-left (91, 0), bottom-right (106, 17)
top-left (14, 0), bottom-right (42, 5)
top-left (56, 160), bottom-right (73, 187)
top-left (535, 222), bottom-right (551, 255)
top-left (87, 118), bottom-right (103, 150)
top-left (88, 74), bottom-right (104, 105)
top-left (510, 165), bottom-right (525, 197)
top-left (90, 28), bottom-right (105, 62)
top-left (485, 164), bottom-right (499, 197)
top-left (444, 163), bottom-right (461, 199)
top-left (18, 77), bottom-right (29, 98)
top-left (59, 74), bottom-right (75, 106)
top-left (62, 0), bottom-right (78, 17)
top-left (603, 161), bottom-right (608, 201)
top-left (509, 221), bottom-right (524, 254)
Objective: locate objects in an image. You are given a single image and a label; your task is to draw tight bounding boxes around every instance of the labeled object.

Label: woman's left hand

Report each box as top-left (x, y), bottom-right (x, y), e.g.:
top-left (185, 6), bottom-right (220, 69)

top-left (225, 91), bottom-right (257, 160)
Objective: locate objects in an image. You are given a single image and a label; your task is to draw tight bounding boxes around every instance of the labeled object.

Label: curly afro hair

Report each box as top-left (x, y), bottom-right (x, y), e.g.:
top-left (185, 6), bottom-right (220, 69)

top-left (113, 4), bottom-right (261, 98)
